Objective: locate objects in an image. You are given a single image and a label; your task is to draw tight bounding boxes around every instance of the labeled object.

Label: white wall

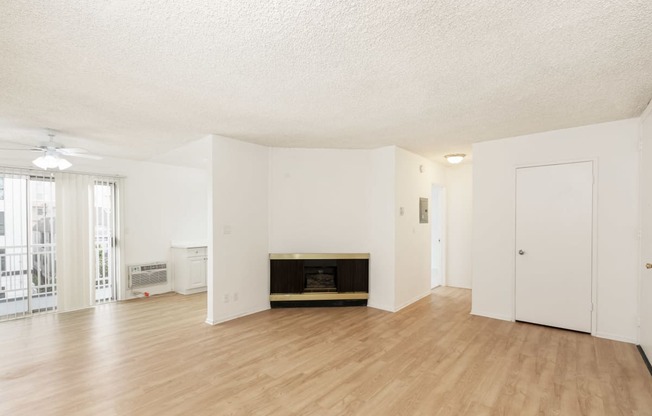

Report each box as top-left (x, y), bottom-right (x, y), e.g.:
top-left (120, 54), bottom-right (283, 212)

top-left (472, 118), bottom-right (640, 342)
top-left (269, 148), bottom-right (372, 253)
top-left (394, 148), bottom-right (447, 310)
top-left (208, 135), bottom-right (269, 324)
top-left (368, 146), bottom-right (396, 311)
top-left (118, 161), bottom-right (208, 297)
top-left (445, 163), bottom-right (473, 289)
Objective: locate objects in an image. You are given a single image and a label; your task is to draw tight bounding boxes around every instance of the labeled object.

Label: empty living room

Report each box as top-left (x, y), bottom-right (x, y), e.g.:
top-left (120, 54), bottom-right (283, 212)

top-left (1, 1), bottom-right (652, 415)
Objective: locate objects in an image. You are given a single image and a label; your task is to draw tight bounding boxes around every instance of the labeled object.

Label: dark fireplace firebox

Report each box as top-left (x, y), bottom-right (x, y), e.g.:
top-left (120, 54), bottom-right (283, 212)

top-left (304, 260), bottom-right (337, 292)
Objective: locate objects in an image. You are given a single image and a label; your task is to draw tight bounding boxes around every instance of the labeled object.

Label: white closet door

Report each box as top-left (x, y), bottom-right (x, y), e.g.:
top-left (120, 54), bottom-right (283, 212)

top-left (640, 115), bottom-right (652, 358)
top-left (515, 162), bottom-right (593, 333)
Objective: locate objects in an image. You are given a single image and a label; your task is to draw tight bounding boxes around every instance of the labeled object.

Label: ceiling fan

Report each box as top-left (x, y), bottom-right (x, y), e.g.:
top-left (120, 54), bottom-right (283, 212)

top-left (0, 131), bottom-right (102, 170)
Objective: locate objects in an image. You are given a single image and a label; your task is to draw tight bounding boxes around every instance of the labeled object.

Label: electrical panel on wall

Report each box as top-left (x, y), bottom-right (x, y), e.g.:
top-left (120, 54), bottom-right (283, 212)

top-left (419, 197), bottom-right (428, 224)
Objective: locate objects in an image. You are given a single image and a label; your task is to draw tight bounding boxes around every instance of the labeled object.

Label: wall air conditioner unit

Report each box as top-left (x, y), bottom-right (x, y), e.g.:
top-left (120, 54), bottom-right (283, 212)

top-left (128, 262), bottom-right (168, 288)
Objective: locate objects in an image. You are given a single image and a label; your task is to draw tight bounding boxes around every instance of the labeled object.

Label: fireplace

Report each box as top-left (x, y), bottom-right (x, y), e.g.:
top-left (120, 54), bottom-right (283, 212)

top-left (304, 260), bottom-right (337, 292)
top-left (269, 253), bottom-right (369, 308)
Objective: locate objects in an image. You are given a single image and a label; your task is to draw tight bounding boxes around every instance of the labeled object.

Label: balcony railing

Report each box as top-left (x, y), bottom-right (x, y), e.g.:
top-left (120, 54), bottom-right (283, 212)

top-left (0, 243), bottom-right (57, 319)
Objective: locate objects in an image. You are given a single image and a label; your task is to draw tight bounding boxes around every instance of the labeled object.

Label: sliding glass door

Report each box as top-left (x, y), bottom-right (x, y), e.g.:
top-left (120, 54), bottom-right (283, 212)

top-left (93, 180), bottom-right (117, 304)
top-left (0, 171), bottom-right (56, 320)
top-left (29, 176), bottom-right (57, 313)
top-left (0, 169), bottom-right (120, 320)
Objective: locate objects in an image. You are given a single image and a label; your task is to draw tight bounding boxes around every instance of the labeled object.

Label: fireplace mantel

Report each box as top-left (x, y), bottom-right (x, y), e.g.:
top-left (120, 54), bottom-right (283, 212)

top-left (269, 253), bottom-right (369, 308)
top-left (270, 253), bottom-right (370, 260)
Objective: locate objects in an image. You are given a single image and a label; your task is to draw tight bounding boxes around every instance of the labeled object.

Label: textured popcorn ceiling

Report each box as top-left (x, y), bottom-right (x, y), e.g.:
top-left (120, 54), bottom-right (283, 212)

top-left (1, 1), bottom-right (651, 162)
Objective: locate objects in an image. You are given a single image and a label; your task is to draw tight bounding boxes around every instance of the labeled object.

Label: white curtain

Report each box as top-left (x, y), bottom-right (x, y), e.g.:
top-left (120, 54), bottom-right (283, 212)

top-left (55, 172), bottom-right (95, 312)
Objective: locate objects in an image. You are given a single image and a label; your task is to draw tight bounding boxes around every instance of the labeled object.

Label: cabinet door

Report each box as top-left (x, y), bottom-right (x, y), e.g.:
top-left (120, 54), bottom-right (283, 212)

top-left (188, 256), bottom-right (207, 288)
top-left (337, 259), bottom-right (369, 292)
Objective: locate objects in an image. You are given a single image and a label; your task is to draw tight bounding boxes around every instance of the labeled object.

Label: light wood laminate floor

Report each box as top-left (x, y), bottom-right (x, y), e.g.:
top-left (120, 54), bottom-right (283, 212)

top-left (1, 287), bottom-right (651, 415)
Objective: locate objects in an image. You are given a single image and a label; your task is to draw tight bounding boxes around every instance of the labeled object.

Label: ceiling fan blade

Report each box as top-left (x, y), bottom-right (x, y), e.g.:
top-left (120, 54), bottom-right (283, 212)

top-left (0, 134), bottom-right (104, 161)
top-left (58, 148), bottom-right (89, 155)
top-left (64, 153), bottom-right (103, 160)
top-left (0, 140), bottom-right (43, 151)
top-left (0, 147), bottom-right (43, 151)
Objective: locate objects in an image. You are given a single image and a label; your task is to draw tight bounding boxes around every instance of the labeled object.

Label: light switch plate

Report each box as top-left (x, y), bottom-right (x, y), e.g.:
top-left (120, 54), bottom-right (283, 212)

top-left (419, 197), bottom-right (428, 223)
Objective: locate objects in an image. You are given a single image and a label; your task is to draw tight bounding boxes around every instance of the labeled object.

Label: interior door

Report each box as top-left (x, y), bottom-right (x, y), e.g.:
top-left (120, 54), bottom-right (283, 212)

top-left (515, 162), bottom-right (593, 332)
top-left (431, 185), bottom-right (443, 288)
top-left (640, 115), bottom-right (652, 358)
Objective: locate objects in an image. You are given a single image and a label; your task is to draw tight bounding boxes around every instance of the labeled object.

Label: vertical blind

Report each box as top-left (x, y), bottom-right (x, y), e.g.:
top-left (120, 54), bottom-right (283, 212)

top-left (54, 172), bottom-right (94, 312)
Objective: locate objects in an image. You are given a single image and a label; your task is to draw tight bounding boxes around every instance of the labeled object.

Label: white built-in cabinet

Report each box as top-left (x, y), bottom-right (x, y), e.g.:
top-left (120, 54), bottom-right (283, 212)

top-left (171, 245), bottom-right (208, 295)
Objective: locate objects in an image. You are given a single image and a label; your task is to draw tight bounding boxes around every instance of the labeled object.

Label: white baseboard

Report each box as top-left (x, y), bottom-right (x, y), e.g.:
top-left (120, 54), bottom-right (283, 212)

top-left (59, 305), bottom-right (94, 314)
top-left (205, 305), bottom-right (270, 326)
top-left (176, 287), bottom-right (207, 296)
top-left (446, 284), bottom-right (472, 290)
top-left (367, 302), bottom-right (394, 312)
top-left (470, 309), bottom-right (513, 322)
top-left (594, 331), bottom-right (636, 344)
top-left (124, 288), bottom-right (173, 300)
top-left (394, 291), bottom-right (432, 312)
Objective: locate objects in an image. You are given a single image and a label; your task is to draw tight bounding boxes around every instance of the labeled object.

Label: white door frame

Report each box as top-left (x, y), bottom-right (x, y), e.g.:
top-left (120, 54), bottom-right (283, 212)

top-left (512, 158), bottom-right (598, 336)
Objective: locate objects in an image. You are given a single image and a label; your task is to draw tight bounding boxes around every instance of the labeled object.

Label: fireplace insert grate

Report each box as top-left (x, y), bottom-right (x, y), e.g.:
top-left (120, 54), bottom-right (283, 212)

top-left (304, 266), bottom-right (337, 292)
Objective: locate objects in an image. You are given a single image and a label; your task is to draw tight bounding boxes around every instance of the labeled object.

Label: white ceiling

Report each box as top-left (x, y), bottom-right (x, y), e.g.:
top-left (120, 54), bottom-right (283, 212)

top-left (1, 1), bottom-right (651, 163)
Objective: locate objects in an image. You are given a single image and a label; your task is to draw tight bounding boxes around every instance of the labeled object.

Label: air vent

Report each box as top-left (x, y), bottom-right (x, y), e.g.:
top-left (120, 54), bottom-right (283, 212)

top-left (128, 262), bottom-right (168, 288)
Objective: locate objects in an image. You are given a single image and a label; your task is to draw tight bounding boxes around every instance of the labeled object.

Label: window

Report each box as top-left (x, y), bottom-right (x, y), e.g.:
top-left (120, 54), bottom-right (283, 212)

top-left (0, 211), bottom-right (4, 236)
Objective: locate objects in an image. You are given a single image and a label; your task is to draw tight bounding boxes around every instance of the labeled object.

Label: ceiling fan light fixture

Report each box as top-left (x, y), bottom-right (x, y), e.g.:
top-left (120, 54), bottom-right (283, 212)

top-left (33, 155), bottom-right (55, 169)
top-left (57, 158), bottom-right (72, 170)
top-left (31, 157), bottom-right (46, 170)
top-left (32, 150), bottom-right (72, 170)
top-left (444, 153), bottom-right (466, 164)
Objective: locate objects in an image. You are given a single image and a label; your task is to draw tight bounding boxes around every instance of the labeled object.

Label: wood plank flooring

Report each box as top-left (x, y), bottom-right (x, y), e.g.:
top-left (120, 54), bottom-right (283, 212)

top-left (1, 287), bottom-right (651, 415)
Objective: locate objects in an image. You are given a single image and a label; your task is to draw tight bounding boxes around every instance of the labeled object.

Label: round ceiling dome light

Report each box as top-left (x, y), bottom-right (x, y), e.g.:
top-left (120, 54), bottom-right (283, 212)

top-left (444, 153), bottom-right (466, 164)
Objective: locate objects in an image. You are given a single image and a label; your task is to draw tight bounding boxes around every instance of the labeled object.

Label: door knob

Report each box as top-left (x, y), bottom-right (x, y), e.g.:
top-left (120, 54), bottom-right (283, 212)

top-left (646, 263), bottom-right (652, 269)
top-left (518, 250), bottom-right (525, 255)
